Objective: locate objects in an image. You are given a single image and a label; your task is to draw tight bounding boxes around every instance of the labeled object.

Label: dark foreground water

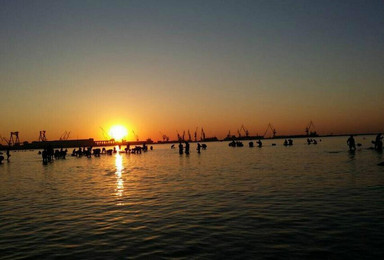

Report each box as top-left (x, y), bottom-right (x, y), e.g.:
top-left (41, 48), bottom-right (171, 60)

top-left (1, 136), bottom-right (383, 259)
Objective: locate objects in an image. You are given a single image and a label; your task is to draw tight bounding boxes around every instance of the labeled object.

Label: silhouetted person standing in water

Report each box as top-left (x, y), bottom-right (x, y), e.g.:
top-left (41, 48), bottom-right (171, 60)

top-left (178, 142), bottom-right (183, 155)
top-left (375, 134), bottom-right (383, 151)
top-left (197, 143), bottom-right (201, 153)
top-left (42, 149), bottom-right (48, 164)
top-left (6, 148), bottom-right (10, 162)
top-left (347, 135), bottom-right (356, 151)
top-left (185, 141), bottom-right (190, 155)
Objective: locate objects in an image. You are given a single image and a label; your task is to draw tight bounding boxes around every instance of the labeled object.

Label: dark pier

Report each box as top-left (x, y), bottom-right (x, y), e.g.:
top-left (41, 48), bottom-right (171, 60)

top-left (0, 139), bottom-right (152, 151)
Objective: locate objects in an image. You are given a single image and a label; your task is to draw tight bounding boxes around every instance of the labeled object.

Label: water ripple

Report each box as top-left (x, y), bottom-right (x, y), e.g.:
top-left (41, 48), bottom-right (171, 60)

top-left (0, 137), bottom-right (383, 259)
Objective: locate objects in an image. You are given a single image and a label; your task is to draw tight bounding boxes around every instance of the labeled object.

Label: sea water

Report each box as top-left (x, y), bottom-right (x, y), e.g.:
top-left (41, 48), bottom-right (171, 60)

top-left (0, 136), bottom-right (383, 259)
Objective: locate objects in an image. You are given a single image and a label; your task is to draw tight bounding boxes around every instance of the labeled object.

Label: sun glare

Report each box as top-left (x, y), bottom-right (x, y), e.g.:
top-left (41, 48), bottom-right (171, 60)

top-left (109, 125), bottom-right (128, 141)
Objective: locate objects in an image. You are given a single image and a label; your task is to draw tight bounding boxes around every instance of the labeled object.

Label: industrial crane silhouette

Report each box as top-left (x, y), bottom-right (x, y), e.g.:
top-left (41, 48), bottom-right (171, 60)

top-left (200, 128), bottom-right (206, 141)
top-left (59, 131), bottom-right (71, 140)
top-left (237, 125), bottom-right (249, 138)
top-left (100, 127), bottom-right (111, 140)
top-left (226, 130), bottom-right (232, 139)
top-left (305, 121), bottom-right (317, 136)
top-left (264, 123), bottom-right (276, 138)
top-left (176, 130), bottom-right (182, 141)
top-left (241, 125), bottom-right (249, 137)
top-left (8, 132), bottom-right (20, 146)
top-left (0, 135), bottom-right (9, 145)
top-left (38, 131), bottom-right (47, 142)
top-left (132, 130), bottom-right (139, 141)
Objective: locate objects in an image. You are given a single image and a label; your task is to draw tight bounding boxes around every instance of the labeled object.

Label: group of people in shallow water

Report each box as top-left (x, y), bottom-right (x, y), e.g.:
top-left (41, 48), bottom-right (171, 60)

top-left (38, 146), bottom-right (67, 164)
top-left (284, 139), bottom-right (294, 146)
top-left (307, 138), bottom-right (318, 145)
top-left (174, 141), bottom-right (207, 155)
top-left (230, 139), bottom-right (294, 148)
top-left (37, 143), bottom-right (154, 164)
top-left (347, 134), bottom-right (383, 152)
top-left (70, 144), bottom-right (153, 157)
top-left (229, 140), bottom-right (245, 147)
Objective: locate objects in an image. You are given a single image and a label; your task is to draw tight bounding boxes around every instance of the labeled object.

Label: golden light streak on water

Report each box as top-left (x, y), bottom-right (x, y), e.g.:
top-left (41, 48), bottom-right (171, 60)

top-left (115, 152), bottom-right (124, 202)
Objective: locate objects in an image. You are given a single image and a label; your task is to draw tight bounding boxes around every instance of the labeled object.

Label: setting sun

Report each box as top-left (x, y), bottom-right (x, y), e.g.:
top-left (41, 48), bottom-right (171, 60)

top-left (109, 125), bottom-right (128, 141)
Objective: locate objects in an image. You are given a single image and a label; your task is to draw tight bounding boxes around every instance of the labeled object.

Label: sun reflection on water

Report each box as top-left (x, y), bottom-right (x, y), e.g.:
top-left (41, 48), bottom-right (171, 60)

top-left (115, 151), bottom-right (124, 202)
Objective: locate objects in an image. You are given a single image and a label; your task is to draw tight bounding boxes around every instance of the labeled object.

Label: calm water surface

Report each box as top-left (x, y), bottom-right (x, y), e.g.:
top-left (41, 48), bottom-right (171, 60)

top-left (1, 136), bottom-right (383, 259)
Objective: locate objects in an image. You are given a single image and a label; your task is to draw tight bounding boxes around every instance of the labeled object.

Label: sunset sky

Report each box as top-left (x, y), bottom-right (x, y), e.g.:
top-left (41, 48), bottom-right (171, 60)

top-left (1, 0), bottom-right (383, 142)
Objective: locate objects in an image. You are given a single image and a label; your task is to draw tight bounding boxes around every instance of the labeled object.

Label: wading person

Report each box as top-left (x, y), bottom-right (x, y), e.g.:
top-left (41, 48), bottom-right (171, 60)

top-left (347, 135), bottom-right (356, 151)
top-left (185, 141), bottom-right (190, 155)
top-left (178, 142), bottom-right (183, 155)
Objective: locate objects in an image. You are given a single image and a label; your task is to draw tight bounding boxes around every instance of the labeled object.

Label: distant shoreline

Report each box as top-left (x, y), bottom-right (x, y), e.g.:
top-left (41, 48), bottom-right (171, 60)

top-left (0, 133), bottom-right (379, 151)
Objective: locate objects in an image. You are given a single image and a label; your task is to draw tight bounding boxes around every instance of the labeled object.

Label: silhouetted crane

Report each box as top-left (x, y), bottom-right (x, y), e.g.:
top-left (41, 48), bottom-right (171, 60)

top-left (237, 129), bottom-right (241, 138)
top-left (200, 128), bottom-right (206, 141)
top-left (0, 135), bottom-right (9, 145)
top-left (59, 131), bottom-right (71, 140)
top-left (240, 124), bottom-right (249, 137)
top-left (132, 130), bottom-right (139, 141)
top-left (305, 121), bottom-right (317, 136)
top-left (9, 132), bottom-right (20, 146)
top-left (100, 127), bottom-right (111, 140)
top-left (176, 130), bottom-right (182, 141)
top-left (264, 123), bottom-right (276, 138)
top-left (39, 130), bottom-right (47, 142)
